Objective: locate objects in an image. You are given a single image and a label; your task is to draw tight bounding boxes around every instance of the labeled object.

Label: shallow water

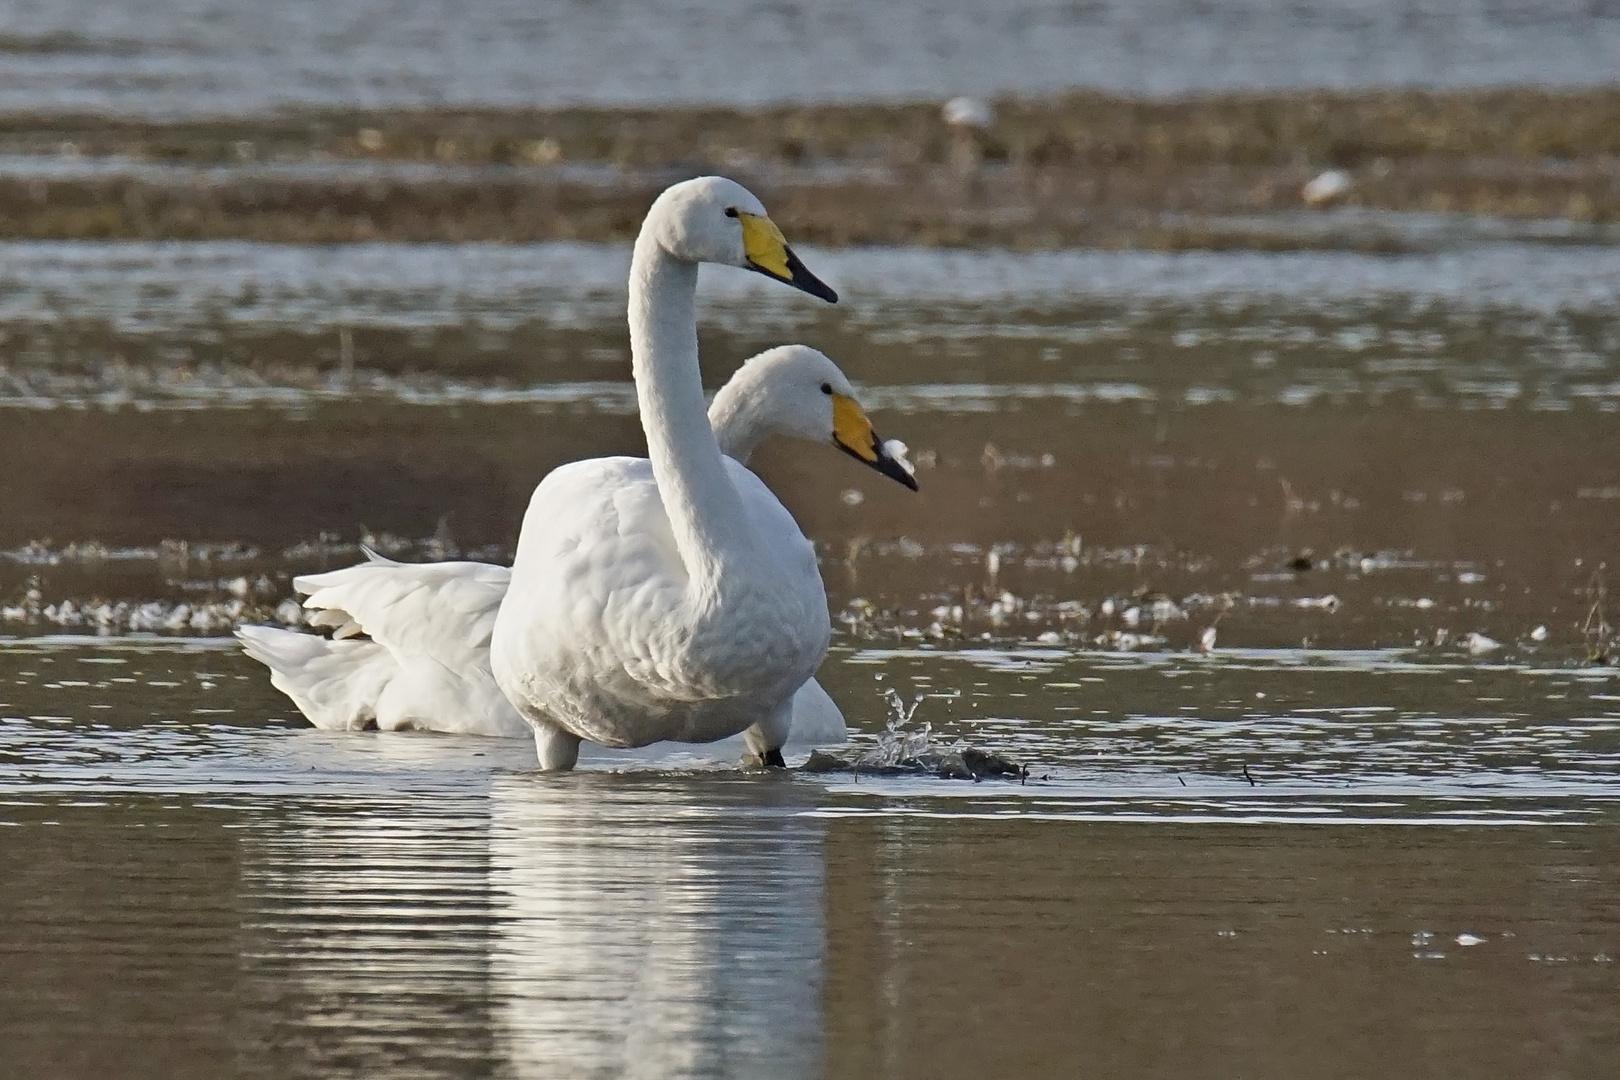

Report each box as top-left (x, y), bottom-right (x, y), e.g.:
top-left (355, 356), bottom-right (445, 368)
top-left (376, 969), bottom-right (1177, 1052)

top-left (2, 233), bottom-right (1618, 1075)
top-left (1, 237), bottom-right (1617, 648)
top-left (6, 0), bottom-right (1620, 114)
top-left (2, 637), bottom-right (1618, 1078)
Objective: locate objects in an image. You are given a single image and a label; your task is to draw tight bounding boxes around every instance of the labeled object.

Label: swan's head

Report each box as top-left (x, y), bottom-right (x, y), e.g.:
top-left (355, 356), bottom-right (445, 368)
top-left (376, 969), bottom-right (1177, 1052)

top-left (713, 345), bottom-right (918, 491)
top-left (648, 176), bottom-right (838, 303)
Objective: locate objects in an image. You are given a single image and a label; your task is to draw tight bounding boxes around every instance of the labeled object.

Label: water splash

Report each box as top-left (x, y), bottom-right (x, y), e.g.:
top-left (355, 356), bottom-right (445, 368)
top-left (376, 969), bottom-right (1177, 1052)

top-left (857, 688), bottom-right (934, 768)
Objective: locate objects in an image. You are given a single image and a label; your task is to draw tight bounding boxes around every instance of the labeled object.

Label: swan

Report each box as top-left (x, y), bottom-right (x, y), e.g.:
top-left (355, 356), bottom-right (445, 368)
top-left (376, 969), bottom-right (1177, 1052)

top-left (490, 177), bottom-right (883, 771)
top-left (238, 343), bottom-right (916, 750)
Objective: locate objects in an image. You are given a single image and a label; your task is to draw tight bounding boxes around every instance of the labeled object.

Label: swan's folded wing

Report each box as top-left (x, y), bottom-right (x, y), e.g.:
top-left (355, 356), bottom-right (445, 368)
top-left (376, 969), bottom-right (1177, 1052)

top-left (724, 458), bottom-right (822, 586)
top-left (294, 559), bottom-right (511, 663)
top-left (501, 459), bottom-right (687, 691)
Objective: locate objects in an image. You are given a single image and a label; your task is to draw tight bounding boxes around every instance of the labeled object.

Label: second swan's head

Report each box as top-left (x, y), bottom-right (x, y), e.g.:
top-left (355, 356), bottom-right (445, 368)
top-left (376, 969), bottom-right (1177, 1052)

top-left (647, 177), bottom-right (838, 303)
top-left (711, 345), bottom-right (919, 492)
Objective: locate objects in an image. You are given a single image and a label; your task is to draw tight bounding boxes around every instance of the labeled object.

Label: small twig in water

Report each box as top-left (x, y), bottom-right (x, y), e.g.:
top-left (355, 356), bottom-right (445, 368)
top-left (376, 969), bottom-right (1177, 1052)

top-left (1580, 568), bottom-right (1613, 664)
top-left (1242, 763), bottom-right (1257, 787)
top-left (338, 326), bottom-right (355, 386)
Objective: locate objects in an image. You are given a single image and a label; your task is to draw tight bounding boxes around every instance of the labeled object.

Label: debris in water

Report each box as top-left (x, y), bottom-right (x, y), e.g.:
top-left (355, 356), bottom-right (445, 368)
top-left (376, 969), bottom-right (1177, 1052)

top-left (1197, 595), bottom-right (1233, 654)
top-left (1580, 570), bottom-right (1613, 663)
top-left (1094, 630), bottom-right (1166, 651)
top-left (1462, 632), bottom-right (1502, 655)
top-left (800, 688), bottom-right (1025, 781)
top-left (802, 745), bottom-right (1024, 781)
top-left (1530, 624), bottom-right (1549, 642)
top-left (1456, 933), bottom-right (1485, 947)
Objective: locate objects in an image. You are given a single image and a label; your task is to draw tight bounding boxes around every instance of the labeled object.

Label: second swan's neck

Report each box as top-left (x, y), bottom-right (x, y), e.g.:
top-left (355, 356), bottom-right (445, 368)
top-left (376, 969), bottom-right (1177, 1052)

top-left (708, 373), bottom-right (769, 464)
top-left (628, 232), bottom-right (749, 588)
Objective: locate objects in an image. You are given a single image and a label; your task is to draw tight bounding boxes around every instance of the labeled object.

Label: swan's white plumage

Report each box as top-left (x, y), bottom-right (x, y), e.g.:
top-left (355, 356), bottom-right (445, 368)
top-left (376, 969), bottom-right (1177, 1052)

top-left (285, 551), bottom-right (527, 736)
top-left (237, 623), bottom-right (396, 731)
top-left (493, 450), bottom-right (826, 750)
top-left (490, 179), bottom-right (847, 765)
top-left (238, 346), bottom-right (880, 748)
top-left (241, 179), bottom-right (882, 763)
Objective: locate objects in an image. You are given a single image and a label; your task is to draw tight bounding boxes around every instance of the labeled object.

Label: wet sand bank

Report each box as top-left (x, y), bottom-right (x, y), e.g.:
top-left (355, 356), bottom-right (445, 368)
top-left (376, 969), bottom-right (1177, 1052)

top-left (4, 88), bottom-right (1620, 248)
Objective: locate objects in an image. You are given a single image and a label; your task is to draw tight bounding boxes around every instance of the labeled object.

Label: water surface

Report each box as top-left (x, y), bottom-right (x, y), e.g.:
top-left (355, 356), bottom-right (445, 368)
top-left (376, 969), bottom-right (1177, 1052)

top-left (4, 0), bottom-right (1620, 115)
top-left (2, 636), bottom-right (1618, 1078)
top-left (2, 234), bottom-right (1618, 1077)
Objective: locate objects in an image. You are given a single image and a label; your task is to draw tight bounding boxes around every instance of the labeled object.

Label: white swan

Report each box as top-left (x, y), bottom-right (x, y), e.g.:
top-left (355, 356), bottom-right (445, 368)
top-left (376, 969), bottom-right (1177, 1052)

top-left (490, 177), bottom-right (879, 770)
top-left (238, 343), bottom-right (915, 750)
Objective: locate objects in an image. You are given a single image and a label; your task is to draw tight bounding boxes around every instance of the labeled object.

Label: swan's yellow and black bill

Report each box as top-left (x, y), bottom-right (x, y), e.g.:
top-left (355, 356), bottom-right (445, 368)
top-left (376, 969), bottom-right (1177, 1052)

top-left (739, 212), bottom-right (838, 303)
top-left (831, 393), bottom-right (919, 491)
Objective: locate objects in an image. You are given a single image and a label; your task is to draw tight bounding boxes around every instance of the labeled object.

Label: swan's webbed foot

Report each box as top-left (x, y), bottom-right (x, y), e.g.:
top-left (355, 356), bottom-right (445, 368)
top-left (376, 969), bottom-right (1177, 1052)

top-left (739, 747), bottom-right (788, 769)
top-left (743, 711), bottom-right (791, 770)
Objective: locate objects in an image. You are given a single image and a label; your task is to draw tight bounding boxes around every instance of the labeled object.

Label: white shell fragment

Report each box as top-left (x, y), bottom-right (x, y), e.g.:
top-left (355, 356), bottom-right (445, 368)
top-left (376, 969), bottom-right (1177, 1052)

top-left (1302, 169), bottom-right (1354, 207)
top-left (883, 438), bottom-right (917, 479)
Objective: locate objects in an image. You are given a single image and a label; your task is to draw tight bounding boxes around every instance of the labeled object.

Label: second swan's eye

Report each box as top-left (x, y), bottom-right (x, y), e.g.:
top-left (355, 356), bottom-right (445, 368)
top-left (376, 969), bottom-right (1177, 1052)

top-left (724, 207), bottom-right (739, 218)
top-left (820, 383), bottom-right (832, 394)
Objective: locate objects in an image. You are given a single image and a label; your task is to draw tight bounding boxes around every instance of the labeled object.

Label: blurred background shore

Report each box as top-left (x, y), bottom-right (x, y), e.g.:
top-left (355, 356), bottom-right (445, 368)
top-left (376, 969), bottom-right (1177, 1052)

top-left (7, 0), bottom-right (1620, 249)
top-left (7, 88), bottom-right (1620, 250)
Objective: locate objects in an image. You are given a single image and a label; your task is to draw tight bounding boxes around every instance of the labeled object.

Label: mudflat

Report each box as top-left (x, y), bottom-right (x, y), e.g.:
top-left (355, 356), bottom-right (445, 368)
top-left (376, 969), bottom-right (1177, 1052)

top-left (4, 89), bottom-right (1620, 248)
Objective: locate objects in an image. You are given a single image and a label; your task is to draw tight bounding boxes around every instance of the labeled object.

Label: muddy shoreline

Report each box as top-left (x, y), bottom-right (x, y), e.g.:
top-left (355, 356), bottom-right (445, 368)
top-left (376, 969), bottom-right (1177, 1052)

top-left (3, 88), bottom-right (1620, 248)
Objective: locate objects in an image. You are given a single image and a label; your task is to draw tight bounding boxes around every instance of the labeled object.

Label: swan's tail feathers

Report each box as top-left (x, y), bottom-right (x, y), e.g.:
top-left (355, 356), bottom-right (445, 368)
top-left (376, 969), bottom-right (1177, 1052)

top-left (360, 544), bottom-right (398, 566)
top-left (236, 625), bottom-right (395, 731)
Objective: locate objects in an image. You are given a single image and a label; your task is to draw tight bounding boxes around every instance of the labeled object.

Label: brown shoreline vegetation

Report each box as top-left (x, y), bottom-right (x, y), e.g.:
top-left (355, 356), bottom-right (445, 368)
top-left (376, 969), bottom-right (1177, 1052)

top-left (4, 87), bottom-right (1620, 249)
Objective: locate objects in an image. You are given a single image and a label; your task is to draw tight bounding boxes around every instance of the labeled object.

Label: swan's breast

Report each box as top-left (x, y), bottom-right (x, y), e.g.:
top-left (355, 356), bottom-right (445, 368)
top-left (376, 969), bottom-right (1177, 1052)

top-left (491, 455), bottom-right (832, 747)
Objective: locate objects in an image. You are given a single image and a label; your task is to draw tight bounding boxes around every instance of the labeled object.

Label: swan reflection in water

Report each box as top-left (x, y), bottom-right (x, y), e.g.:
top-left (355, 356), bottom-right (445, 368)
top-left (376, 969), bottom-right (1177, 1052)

top-left (238, 743), bottom-right (826, 1079)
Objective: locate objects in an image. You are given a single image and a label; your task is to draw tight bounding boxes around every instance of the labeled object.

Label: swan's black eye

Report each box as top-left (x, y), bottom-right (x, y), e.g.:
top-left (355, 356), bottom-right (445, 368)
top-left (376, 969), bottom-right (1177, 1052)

top-left (820, 382), bottom-right (832, 395)
top-left (724, 207), bottom-right (739, 218)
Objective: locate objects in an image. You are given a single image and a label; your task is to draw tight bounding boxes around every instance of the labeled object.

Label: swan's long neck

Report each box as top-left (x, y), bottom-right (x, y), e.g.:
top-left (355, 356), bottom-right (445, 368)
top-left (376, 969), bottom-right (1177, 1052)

top-left (629, 231), bottom-right (749, 587)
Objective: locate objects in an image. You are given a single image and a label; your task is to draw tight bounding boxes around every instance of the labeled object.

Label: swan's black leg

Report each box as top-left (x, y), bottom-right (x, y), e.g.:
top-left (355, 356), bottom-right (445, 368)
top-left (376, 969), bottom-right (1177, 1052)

top-left (763, 748), bottom-right (787, 768)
